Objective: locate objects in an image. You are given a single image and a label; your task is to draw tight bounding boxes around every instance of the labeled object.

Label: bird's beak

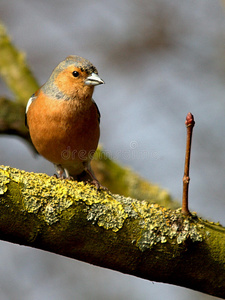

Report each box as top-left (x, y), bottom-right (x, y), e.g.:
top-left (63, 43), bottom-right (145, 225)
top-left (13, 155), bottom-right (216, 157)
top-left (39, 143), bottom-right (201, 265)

top-left (85, 73), bottom-right (105, 86)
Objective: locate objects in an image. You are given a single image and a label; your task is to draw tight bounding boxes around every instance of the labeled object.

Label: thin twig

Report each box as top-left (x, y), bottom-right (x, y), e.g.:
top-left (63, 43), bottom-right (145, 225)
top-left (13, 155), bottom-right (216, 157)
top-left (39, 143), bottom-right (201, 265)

top-left (182, 112), bottom-right (195, 215)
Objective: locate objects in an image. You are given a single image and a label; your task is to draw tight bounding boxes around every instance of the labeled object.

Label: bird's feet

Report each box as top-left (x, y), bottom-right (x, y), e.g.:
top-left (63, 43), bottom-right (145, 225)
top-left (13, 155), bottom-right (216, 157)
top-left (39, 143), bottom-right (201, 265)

top-left (83, 166), bottom-right (108, 191)
top-left (85, 179), bottom-right (108, 191)
top-left (53, 173), bottom-right (74, 180)
top-left (53, 165), bottom-right (74, 180)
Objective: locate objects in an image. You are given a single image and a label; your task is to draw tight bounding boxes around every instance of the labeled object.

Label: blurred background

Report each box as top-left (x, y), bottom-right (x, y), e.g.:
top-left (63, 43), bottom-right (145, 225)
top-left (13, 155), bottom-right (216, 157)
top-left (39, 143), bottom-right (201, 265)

top-left (0, 0), bottom-right (224, 299)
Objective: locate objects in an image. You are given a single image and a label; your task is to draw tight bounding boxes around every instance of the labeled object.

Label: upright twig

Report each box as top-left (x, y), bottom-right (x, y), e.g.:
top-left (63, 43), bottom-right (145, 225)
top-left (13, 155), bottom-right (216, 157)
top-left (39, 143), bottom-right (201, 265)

top-left (182, 112), bottom-right (195, 215)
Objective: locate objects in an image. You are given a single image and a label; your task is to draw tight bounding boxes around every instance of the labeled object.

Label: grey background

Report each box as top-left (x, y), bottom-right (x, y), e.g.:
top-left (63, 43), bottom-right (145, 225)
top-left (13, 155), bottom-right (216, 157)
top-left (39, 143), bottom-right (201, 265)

top-left (0, 1), bottom-right (224, 299)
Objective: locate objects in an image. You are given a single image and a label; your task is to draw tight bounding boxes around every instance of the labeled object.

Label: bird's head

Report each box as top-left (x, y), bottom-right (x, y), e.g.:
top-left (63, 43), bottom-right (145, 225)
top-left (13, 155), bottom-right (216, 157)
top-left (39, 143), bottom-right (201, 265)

top-left (42, 55), bottom-right (104, 101)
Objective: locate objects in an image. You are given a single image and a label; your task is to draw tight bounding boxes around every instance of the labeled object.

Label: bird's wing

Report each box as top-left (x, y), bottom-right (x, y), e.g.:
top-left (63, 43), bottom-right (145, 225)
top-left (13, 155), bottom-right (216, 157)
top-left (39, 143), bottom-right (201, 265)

top-left (25, 93), bottom-right (37, 128)
top-left (92, 99), bottom-right (101, 124)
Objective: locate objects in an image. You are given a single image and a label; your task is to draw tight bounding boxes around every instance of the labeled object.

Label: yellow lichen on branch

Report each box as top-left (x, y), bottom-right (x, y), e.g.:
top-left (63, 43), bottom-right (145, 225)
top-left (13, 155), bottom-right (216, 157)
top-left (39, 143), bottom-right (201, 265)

top-left (0, 165), bottom-right (199, 239)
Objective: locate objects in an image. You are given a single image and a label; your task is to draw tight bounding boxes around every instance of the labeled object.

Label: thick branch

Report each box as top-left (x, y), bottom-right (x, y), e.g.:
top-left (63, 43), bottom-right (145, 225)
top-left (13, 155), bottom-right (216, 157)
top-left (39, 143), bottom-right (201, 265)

top-left (0, 165), bottom-right (225, 298)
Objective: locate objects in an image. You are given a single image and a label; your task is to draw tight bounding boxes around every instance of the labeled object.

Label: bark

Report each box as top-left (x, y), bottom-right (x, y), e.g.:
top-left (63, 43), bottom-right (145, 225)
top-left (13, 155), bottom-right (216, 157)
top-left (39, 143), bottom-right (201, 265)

top-left (0, 165), bottom-right (225, 299)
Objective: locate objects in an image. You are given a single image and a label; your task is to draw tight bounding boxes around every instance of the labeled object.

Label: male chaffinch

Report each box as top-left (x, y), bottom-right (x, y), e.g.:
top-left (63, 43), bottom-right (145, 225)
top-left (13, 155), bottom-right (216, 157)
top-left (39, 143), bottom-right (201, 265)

top-left (25, 55), bottom-right (105, 190)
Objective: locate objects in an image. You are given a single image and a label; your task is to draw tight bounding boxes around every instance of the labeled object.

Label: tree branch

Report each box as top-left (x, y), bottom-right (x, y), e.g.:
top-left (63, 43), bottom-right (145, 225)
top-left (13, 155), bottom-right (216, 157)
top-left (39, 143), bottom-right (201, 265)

top-left (0, 165), bottom-right (225, 298)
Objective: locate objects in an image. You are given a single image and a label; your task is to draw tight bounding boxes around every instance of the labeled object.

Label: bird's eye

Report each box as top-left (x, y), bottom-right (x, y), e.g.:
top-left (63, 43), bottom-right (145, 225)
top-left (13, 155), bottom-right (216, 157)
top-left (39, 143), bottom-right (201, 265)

top-left (72, 71), bottom-right (79, 77)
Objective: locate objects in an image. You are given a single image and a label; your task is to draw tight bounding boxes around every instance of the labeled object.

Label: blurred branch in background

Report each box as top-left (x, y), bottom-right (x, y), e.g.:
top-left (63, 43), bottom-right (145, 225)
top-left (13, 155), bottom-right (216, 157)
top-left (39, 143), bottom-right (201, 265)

top-left (0, 97), bottom-right (34, 149)
top-left (0, 22), bottom-right (39, 105)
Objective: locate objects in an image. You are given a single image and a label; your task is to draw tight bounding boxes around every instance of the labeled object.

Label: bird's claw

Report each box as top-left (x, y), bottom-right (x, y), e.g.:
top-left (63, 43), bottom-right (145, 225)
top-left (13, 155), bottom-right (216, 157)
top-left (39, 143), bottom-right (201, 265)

top-left (85, 179), bottom-right (108, 191)
top-left (53, 174), bottom-right (74, 180)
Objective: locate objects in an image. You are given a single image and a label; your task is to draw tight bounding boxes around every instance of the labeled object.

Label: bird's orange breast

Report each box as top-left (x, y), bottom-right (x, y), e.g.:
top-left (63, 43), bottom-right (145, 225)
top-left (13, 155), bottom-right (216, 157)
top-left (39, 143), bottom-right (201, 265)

top-left (27, 91), bottom-right (100, 165)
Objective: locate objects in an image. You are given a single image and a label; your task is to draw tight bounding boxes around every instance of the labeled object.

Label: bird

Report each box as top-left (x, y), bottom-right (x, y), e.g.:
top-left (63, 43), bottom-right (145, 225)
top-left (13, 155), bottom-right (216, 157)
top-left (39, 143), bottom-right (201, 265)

top-left (25, 55), bottom-right (106, 190)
